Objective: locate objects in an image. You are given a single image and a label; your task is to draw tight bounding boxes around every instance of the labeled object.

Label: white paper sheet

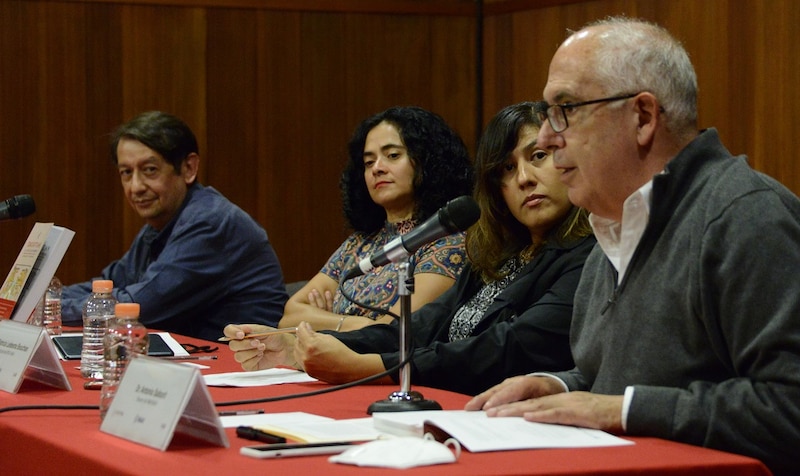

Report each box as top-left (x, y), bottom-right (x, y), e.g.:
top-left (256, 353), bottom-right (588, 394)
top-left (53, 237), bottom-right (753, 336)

top-left (203, 368), bottom-right (317, 387)
top-left (373, 410), bottom-right (634, 452)
top-left (155, 332), bottom-right (190, 357)
top-left (220, 412), bottom-right (378, 442)
top-left (219, 411), bottom-right (332, 429)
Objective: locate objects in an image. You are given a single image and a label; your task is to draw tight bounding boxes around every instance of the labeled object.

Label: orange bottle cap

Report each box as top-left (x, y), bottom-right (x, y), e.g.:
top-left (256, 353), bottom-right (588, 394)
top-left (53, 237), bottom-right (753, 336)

top-left (115, 302), bottom-right (140, 318)
top-left (92, 280), bottom-right (113, 293)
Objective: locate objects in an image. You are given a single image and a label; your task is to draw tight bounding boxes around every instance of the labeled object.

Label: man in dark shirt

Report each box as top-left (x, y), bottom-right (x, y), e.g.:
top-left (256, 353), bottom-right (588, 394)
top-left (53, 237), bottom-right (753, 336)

top-left (62, 111), bottom-right (287, 341)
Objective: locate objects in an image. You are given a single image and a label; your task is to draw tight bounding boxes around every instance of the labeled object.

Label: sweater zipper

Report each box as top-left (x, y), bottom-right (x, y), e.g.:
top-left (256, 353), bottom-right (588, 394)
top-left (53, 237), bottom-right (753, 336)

top-left (600, 268), bottom-right (620, 315)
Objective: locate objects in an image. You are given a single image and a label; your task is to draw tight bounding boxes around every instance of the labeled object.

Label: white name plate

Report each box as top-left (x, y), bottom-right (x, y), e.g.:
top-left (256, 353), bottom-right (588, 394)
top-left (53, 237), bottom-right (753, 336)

top-left (0, 320), bottom-right (71, 393)
top-left (100, 355), bottom-right (229, 451)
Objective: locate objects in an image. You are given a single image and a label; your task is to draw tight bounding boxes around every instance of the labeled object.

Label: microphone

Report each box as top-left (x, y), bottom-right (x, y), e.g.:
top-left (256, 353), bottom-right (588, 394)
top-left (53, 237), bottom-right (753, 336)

top-left (344, 195), bottom-right (480, 281)
top-left (0, 194), bottom-right (36, 221)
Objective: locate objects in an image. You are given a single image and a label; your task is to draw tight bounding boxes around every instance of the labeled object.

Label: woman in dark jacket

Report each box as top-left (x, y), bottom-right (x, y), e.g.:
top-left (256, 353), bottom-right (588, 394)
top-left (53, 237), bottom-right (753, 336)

top-left (226, 102), bottom-right (595, 395)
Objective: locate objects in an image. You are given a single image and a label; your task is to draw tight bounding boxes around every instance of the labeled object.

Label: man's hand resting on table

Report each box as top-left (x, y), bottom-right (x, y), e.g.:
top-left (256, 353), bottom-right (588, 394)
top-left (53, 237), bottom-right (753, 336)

top-left (465, 375), bottom-right (625, 433)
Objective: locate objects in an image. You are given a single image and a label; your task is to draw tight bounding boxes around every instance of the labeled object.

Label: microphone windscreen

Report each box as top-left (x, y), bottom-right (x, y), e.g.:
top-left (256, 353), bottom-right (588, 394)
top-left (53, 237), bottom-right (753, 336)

top-left (440, 196), bottom-right (481, 232)
top-left (10, 194), bottom-right (36, 218)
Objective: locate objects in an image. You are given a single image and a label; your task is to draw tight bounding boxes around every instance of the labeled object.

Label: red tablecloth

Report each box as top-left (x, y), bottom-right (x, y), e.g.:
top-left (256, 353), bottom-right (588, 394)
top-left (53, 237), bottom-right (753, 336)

top-left (0, 332), bottom-right (772, 476)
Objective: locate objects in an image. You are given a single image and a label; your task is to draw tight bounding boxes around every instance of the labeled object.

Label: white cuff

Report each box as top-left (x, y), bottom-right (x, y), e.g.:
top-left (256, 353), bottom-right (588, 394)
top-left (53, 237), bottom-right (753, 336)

top-left (528, 372), bottom-right (569, 393)
top-left (621, 386), bottom-right (635, 433)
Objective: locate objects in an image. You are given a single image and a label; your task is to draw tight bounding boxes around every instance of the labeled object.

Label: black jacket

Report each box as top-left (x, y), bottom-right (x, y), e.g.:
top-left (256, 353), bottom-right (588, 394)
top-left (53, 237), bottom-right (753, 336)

top-left (334, 235), bottom-right (595, 395)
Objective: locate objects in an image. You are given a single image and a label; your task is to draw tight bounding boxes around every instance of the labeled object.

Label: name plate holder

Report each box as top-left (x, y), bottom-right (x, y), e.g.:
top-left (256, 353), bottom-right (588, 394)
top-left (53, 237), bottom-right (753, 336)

top-left (0, 320), bottom-right (71, 393)
top-left (100, 355), bottom-right (229, 451)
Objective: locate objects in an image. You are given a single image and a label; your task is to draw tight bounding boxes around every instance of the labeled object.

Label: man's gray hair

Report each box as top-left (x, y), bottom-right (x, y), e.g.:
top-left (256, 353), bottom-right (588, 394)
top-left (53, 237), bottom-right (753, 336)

top-left (576, 16), bottom-right (698, 133)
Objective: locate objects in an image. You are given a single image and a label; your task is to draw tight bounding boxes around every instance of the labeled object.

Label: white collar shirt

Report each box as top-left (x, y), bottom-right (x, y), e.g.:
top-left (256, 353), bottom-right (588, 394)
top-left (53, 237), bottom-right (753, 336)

top-left (589, 180), bottom-right (654, 285)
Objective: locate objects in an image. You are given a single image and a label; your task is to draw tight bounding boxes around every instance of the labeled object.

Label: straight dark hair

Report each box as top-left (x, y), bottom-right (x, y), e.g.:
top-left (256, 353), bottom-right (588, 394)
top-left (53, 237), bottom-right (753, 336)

top-left (110, 111), bottom-right (199, 175)
top-left (467, 102), bottom-right (592, 281)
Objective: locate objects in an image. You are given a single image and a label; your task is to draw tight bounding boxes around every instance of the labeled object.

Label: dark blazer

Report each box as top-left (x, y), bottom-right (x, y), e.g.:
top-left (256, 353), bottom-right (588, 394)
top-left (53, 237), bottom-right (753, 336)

top-left (334, 235), bottom-right (595, 395)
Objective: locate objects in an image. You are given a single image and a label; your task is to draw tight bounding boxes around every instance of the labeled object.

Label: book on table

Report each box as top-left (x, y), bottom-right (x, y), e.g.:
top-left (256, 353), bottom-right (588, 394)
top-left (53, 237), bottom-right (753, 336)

top-left (0, 222), bottom-right (75, 322)
top-left (371, 410), bottom-right (634, 452)
top-left (225, 410), bottom-right (634, 451)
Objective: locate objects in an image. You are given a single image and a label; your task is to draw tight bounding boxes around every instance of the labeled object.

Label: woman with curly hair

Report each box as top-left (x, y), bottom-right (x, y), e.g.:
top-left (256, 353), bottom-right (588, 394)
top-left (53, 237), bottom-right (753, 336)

top-left (228, 102), bottom-right (595, 395)
top-left (279, 106), bottom-right (474, 332)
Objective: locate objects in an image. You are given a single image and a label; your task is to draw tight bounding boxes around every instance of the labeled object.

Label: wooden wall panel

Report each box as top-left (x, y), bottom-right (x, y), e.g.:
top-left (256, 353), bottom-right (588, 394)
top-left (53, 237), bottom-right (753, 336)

top-left (254, 12), bottom-right (317, 277)
top-left (83, 4), bottom-right (125, 281)
top-left (0, 2), bottom-right (36, 275)
top-left (0, 1), bottom-right (477, 289)
top-left (118, 5), bottom-right (208, 171)
top-left (481, 0), bottom-right (800, 197)
top-left (203, 10), bottom-right (478, 280)
top-left (1, 0), bottom-right (797, 302)
top-left (752, 0), bottom-right (800, 186)
top-left (49, 0), bottom-right (478, 15)
top-left (205, 8), bottom-right (261, 229)
top-left (430, 15), bottom-right (478, 146)
top-left (0, 1), bottom-right (101, 286)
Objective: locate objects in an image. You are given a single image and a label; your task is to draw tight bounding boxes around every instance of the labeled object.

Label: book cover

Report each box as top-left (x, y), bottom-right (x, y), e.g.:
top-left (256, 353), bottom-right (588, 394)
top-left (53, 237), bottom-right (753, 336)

top-left (0, 223), bottom-right (75, 322)
top-left (0, 223), bottom-right (53, 318)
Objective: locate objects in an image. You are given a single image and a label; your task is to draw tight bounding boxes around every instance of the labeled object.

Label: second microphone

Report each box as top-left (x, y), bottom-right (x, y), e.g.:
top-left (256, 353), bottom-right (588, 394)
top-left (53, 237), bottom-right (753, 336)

top-left (343, 195), bottom-right (480, 281)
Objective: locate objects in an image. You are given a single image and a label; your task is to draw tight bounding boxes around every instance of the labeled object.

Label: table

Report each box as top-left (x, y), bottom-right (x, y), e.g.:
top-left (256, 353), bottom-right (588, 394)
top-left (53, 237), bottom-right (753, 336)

top-left (0, 332), bottom-right (772, 476)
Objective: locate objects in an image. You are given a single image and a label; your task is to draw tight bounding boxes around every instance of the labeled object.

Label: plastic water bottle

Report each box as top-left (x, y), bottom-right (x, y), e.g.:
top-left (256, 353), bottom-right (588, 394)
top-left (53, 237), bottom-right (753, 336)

top-left (42, 276), bottom-right (62, 335)
top-left (27, 295), bottom-right (44, 327)
top-left (80, 280), bottom-right (116, 380)
top-left (100, 303), bottom-right (149, 419)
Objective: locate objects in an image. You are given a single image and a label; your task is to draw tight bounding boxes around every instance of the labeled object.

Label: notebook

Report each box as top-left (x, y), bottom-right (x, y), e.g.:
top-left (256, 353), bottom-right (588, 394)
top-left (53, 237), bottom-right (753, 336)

top-left (52, 333), bottom-right (175, 359)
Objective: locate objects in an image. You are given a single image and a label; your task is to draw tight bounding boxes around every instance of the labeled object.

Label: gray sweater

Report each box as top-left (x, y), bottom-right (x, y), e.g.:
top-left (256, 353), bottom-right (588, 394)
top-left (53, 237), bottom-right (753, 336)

top-left (556, 129), bottom-right (800, 475)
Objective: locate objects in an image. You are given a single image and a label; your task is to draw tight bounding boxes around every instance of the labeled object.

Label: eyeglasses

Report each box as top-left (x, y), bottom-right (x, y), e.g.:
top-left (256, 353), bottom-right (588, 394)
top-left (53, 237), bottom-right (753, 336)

top-left (538, 93), bottom-right (639, 133)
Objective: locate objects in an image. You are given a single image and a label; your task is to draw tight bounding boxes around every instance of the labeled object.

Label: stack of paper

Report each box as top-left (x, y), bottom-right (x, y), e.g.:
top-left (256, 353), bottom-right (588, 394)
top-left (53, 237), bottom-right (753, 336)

top-left (219, 411), bottom-right (380, 443)
top-left (219, 409), bottom-right (634, 451)
top-left (203, 368), bottom-right (317, 387)
top-left (372, 410), bottom-right (634, 452)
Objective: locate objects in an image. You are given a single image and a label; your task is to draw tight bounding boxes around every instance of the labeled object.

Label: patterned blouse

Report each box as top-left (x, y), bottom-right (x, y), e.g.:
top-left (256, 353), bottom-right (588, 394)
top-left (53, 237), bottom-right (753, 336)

top-left (447, 256), bottom-right (527, 341)
top-left (320, 219), bottom-right (466, 319)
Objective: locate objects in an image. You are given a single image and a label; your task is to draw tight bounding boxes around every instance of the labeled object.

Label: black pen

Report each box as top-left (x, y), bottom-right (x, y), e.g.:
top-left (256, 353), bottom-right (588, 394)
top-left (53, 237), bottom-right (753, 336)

top-left (219, 409), bottom-right (265, 416)
top-left (236, 426), bottom-right (287, 444)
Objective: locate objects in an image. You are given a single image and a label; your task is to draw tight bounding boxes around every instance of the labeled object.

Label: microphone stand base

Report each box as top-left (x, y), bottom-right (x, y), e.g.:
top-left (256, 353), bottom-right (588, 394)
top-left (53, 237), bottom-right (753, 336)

top-left (367, 390), bottom-right (443, 414)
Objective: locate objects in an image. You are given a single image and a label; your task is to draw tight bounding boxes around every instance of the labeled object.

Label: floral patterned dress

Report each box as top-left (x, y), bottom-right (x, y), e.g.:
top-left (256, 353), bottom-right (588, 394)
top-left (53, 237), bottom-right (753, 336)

top-left (320, 219), bottom-right (466, 319)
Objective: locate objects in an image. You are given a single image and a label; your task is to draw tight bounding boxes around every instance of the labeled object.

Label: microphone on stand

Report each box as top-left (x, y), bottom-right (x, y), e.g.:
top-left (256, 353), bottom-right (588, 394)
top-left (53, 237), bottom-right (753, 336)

top-left (343, 195), bottom-right (480, 281)
top-left (0, 195), bottom-right (36, 221)
top-left (352, 195), bottom-right (480, 414)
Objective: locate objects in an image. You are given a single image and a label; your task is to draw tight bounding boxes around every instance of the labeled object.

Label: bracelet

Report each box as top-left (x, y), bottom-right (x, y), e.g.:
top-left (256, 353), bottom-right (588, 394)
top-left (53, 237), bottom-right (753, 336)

top-left (335, 316), bottom-right (347, 332)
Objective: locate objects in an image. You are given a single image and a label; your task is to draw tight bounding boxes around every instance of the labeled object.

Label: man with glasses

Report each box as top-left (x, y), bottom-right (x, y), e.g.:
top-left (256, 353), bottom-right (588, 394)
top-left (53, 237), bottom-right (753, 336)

top-left (467, 17), bottom-right (800, 475)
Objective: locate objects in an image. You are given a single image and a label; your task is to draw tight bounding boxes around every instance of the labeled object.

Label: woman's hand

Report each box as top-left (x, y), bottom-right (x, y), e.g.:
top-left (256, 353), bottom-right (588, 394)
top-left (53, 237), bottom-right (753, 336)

top-left (306, 288), bottom-right (334, 312)
top-left (294, 321), bottom-right (387, 384)
top-left (223, 323), bottom-right (296, 371)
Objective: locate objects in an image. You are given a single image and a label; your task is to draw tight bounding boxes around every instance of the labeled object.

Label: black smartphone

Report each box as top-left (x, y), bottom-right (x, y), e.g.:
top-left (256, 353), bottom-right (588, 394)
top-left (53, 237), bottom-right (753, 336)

top-left (239, 441), bottom-right (359, 459)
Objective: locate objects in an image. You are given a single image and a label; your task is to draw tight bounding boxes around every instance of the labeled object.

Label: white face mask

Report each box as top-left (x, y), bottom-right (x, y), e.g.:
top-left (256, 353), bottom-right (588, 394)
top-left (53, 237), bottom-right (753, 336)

top-left (329, 434), bottom-right (461, 469)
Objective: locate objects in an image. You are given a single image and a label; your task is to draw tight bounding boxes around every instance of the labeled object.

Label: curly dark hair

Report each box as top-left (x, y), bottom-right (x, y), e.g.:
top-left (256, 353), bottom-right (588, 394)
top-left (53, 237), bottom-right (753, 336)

top-left (467, 102), bottom-right (592, 281)
top-left (340, 106), bottom-right (474, 232)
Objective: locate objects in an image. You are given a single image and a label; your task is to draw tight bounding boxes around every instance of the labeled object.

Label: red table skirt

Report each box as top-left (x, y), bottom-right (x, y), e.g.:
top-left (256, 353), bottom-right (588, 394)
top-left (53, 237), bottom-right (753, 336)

top-left (0, 332), bottom-right (772, 476)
